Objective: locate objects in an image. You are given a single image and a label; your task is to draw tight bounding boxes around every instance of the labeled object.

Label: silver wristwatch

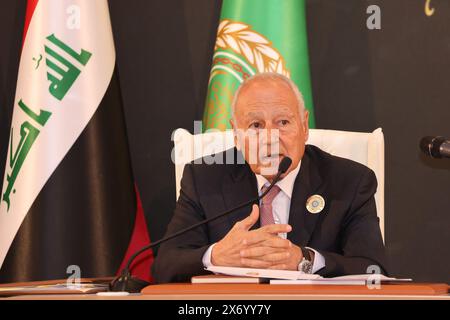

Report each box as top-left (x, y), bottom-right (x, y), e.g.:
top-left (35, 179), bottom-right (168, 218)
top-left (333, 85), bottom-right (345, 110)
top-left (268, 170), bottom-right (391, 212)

top-left (298, 257), bottom-right (313, 274)
top-left (298, 247), bottom-right (313, 274)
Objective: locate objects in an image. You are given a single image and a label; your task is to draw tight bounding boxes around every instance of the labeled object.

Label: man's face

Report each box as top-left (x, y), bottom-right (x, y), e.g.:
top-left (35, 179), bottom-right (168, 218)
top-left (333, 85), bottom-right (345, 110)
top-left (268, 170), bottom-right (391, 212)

top-left (231, 78), bottom-right (309, 180)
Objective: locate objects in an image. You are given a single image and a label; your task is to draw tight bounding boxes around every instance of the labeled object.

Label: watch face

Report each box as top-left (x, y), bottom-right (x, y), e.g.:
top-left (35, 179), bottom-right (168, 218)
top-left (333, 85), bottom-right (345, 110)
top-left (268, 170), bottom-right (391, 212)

top-left (299, 259), bottom-right (313, 274)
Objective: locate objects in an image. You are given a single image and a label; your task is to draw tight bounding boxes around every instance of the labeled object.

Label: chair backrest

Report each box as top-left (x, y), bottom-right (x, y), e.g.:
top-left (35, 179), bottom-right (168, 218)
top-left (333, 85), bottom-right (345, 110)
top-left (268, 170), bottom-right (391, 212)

top-left (172, 128), bottom-right (385, 240)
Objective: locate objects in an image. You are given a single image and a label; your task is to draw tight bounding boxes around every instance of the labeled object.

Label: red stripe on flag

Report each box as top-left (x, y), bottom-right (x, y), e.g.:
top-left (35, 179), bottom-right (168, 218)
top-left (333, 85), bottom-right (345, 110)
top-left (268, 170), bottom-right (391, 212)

top-left (117, 186), bottom-right (154, 283)
top-left (22, 0), bottom-right (39, 46)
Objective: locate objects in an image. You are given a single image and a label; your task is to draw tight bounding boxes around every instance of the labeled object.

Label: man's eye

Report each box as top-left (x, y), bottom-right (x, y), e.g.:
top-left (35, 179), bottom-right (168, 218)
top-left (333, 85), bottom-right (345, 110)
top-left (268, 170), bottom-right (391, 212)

top-left (249, 122), bottom-right (261, 129)
top-left (279, 120), bottom-right (289, 126)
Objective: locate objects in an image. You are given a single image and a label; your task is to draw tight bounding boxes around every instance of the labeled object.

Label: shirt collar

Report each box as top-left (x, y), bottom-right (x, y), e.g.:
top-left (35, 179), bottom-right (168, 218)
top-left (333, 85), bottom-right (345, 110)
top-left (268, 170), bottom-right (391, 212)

top-left (255, 160), bottom-right (301, 198)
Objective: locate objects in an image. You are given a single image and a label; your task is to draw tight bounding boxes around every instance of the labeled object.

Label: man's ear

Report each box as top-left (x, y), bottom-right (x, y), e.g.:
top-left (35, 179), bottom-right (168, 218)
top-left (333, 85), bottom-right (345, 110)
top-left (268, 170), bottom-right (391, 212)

top-left (303, 110), bottom-right (309, 141)
top-left (230, 118), bottom-right (240, 150)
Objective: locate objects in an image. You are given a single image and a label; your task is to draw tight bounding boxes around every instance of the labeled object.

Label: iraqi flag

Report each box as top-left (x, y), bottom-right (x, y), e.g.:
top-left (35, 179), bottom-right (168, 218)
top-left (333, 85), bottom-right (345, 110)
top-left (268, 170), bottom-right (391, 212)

top-left (0, 0), bottom-right (153, 283)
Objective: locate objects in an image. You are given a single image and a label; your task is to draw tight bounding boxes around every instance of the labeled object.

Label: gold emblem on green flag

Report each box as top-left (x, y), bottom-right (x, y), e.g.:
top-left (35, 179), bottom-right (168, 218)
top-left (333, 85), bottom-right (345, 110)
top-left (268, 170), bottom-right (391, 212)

top-left (205, 19), bottom-right (290, 131)
top-left (203, 0), bottom-right (316, 131)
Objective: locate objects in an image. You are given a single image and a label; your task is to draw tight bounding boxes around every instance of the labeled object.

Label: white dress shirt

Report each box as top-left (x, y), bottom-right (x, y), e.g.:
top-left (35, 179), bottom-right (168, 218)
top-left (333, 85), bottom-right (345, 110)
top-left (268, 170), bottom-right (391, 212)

top-left (202, 161), bottom-right (326, 274)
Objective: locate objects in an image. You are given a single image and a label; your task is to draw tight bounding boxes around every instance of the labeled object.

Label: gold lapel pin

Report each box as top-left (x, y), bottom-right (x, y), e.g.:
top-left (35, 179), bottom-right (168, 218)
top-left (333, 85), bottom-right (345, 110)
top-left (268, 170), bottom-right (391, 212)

top-left (306, 195), bottom-right (325, 214)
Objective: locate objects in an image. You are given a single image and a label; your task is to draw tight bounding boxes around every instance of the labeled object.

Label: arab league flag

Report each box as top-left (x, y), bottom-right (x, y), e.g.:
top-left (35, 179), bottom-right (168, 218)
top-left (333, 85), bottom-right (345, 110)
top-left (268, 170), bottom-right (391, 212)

top-left (0, 0), bottom-right (153, 283)
top-left (203, 0), bottom-right (316, 131)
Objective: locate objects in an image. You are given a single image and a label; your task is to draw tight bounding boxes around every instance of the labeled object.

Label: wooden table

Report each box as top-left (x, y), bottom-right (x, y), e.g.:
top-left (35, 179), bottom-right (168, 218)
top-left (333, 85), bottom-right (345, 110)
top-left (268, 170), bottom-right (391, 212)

top-left (2, 282), bottom-right (449, 300)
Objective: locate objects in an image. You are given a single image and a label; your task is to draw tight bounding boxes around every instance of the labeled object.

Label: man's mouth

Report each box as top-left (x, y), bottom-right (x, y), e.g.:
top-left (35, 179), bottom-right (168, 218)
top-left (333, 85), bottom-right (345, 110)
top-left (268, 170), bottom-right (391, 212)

top-left (263, 153), bottom-right (283, 158)
top-left (260, 154), bottom-right (284, 164)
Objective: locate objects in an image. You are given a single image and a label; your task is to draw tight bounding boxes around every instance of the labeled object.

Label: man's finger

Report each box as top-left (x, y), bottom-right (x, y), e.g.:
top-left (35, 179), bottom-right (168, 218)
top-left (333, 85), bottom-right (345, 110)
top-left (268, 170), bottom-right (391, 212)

top-left (241, 250), bottom-right (291, 265)
top-left (235, 204), bottom-right (259, 231)
top-left (240, 258), bottom-right (273, 269)
top-left (241, 229), bottom-right (273, 246)
top-left (259, 223), bottom-right (292, 234)
top-left (267, 264), bottom-right (288, 270)
top-left (256, 237), bottom-right (292, 249)
top-left (257, 251), bottom-right (291, 263)
top-left (240, 246), bottom-right (285, 258)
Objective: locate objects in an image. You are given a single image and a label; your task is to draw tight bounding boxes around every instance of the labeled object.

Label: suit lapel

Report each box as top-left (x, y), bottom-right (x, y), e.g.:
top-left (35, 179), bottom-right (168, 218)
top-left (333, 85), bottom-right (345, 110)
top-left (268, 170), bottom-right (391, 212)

top-left (221, 147), bottom-right (325, 239)
top-left (288, 147), bottom-right (324, 247)
top-left (222, 151), bottom-right (259, 230)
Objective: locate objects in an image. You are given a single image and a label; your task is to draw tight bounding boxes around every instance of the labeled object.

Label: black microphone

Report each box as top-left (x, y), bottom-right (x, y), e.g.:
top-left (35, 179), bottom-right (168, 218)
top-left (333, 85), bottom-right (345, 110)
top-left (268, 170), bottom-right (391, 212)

top-left (109, 156), bottom-right (292, 293)
top-left (420, 136), bottom-right (450, 159)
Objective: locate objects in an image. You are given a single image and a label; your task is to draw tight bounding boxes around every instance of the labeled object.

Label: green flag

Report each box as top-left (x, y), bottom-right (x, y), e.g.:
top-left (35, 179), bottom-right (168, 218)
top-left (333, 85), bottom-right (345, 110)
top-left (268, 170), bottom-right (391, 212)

top-left (203, 0), bottom-right (315, 131)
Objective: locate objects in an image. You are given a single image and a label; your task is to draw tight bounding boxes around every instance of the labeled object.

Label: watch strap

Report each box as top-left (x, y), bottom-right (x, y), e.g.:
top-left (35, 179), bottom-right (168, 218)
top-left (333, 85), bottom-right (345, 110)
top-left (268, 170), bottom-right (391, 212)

top-left (300, 246), bottom-right (312, 262)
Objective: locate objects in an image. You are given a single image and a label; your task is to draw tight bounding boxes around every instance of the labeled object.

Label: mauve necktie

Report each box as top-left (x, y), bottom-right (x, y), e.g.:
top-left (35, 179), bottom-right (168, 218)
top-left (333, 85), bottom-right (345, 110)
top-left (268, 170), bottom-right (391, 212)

top-left (260, 185), bottom-right (281, 226)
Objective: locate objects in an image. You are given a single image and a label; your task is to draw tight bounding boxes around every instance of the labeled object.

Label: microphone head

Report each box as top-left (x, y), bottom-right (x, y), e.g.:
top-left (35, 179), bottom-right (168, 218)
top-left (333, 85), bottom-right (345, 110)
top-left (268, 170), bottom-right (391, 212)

top-left (278, 156), bottom-right (292, 174)
top-left (420, 136), bottom-right (445, 158)
top-left (420, 136), bottom-right (433, 156)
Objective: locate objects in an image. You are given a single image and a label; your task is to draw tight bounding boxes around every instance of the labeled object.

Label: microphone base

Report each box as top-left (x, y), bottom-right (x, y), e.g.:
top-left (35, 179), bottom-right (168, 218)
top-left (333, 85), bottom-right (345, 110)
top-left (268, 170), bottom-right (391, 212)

top-left (109, 274), bottom-right (150, 293)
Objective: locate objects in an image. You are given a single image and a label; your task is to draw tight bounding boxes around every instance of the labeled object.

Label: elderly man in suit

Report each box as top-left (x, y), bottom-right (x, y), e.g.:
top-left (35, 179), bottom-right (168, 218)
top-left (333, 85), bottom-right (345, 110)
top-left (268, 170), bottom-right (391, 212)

top-left (152, 72), bottom-right (387, 283)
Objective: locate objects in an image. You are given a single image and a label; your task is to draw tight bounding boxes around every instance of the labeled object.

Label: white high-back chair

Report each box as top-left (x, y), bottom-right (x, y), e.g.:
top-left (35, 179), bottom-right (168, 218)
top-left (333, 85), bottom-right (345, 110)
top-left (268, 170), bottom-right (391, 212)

top-left (172, 128), bottom-right (385, 240)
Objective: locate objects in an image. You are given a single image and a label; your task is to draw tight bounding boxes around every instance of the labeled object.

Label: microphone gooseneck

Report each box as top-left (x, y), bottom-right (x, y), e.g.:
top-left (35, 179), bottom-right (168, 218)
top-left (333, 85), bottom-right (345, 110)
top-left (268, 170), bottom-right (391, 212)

top-left (109, 156), bottom-right (293, 293)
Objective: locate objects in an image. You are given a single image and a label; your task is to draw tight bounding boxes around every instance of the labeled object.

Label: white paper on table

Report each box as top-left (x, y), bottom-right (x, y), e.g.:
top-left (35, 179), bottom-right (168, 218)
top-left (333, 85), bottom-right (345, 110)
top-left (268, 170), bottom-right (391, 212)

top-left (270, 274), bottom-right (412, 285)
top-left (206, 266), bottom-right (321, 280)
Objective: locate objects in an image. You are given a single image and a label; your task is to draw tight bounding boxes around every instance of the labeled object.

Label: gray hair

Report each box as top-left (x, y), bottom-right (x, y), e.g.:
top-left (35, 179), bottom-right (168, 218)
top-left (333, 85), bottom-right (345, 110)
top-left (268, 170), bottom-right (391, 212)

top-left (231, 72), bottom-right (306, 124)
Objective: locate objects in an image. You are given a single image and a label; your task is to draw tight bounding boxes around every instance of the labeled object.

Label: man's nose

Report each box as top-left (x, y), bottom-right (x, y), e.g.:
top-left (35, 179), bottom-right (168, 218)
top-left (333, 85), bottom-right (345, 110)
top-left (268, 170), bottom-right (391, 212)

top-left (259, 127), bottom-right (280, 145)
top-left (258, 129), bottom-right (280, 156)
